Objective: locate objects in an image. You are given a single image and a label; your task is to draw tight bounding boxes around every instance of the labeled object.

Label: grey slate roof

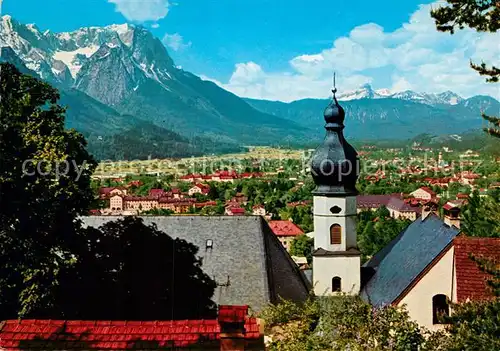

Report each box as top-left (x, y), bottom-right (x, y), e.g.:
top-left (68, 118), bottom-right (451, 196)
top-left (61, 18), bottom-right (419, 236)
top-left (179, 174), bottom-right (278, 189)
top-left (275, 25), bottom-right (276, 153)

top-left (360, 214), bottom-right (460, 307)
top-left (81, 216), bottom-right (310, 312)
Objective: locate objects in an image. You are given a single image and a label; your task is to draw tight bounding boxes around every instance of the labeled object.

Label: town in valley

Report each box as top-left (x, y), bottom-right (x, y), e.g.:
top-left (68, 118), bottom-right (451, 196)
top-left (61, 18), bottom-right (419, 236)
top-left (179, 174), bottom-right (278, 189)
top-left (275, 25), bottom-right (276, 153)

top-left (0, 0), bottom-right (499, 350)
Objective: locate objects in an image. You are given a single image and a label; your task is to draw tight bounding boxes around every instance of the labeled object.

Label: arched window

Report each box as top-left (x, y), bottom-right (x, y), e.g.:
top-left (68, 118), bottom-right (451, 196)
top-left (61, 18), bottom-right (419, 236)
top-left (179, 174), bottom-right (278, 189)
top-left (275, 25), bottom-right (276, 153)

top-left (332, 277), bottom-right (341, 292)
top-left (432, 294), bottom-right (449, 324)
top-left (330, 224), bottom-right (342, 245)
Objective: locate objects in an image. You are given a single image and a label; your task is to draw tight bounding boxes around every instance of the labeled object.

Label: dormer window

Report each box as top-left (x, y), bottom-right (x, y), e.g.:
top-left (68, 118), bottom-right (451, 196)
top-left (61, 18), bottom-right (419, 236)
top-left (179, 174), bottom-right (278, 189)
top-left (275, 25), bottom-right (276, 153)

top-left (206, 239), bottom-right (213, 249)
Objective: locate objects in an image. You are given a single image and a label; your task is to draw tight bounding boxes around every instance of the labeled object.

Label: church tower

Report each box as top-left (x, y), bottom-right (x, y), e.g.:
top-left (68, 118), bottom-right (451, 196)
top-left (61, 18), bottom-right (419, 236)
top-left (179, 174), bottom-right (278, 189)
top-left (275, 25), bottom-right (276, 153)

top-left (310, 83), bottom-right (361, 296)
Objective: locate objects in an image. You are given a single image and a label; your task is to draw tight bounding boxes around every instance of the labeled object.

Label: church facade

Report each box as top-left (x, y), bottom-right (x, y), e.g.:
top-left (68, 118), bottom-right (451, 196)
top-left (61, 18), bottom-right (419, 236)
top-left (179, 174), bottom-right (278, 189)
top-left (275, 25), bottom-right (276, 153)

top-left (309, 87), bottom-right (499, 330)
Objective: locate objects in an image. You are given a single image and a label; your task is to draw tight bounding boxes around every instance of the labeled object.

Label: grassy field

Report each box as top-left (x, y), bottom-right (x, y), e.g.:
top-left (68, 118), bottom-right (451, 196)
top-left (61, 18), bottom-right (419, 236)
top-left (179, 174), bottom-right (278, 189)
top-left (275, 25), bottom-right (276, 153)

top-left (93, 147), bottom-right (315, 178)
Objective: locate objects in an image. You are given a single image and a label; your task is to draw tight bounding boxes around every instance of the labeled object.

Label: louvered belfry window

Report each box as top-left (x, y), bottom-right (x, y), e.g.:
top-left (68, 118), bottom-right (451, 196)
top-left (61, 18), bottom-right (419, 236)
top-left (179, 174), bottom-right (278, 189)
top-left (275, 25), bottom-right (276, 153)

top-left (330, 224), bottom-right (342, 245)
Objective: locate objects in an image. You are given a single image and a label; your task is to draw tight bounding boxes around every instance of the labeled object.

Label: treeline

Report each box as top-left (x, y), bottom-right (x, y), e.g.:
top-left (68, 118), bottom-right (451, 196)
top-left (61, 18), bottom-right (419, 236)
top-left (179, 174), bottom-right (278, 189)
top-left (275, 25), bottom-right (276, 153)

top-left (85, 123), bottom-right (243, 161)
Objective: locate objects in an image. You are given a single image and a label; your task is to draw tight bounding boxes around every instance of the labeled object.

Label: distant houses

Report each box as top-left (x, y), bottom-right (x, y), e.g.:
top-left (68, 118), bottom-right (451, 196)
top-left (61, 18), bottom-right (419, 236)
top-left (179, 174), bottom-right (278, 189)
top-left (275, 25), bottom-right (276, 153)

top-left (357, 193), bottom-right (420, 221)
top-left (105, 188), bottom-right (197, 215)
top-left (268, 220), bottom-right (305, 251)
top-left (180, 171), bottom-right (264, 183)
top-left (188, 183), bottom-right (211, 196)
top-left (410, 187), bottom-right (436, 201)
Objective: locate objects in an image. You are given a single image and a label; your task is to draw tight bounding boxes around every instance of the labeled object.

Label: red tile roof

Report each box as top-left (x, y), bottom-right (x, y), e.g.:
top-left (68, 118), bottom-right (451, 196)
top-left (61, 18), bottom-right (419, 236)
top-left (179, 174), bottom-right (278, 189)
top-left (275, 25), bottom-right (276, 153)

top-left (419, 187), bottom-right (436, 196)
top-left (0, 307), bottom-right (261, 350)
top-left (268, 221), bottom-right (304, 237)
top-left (454, 237), bottom-right (500, 302)
top-left (357, 194), bottom-right (403, 209)
top-left (195, 201), bottom-right (217, 208)
top-left (99, 187), bottom-right (126, 194)
top-left (149, 189), bottom-right (165, 197)
top-left (227, 207), bottom-right (245, 215)
top-left (193, 184), bottom-right (211, 194)
top-left (443, 203), bottom-right (456, 211)
top-left (218, 305), bottom-right (248, 323)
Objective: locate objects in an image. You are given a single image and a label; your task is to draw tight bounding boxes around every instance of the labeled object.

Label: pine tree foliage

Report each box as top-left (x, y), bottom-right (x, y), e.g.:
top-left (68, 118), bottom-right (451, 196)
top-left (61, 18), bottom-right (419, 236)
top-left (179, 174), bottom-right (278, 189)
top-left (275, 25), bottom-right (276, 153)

top-left (470, 253), bottom-right (500, 296)
top-left (431, 0), bottom-right (500, 138)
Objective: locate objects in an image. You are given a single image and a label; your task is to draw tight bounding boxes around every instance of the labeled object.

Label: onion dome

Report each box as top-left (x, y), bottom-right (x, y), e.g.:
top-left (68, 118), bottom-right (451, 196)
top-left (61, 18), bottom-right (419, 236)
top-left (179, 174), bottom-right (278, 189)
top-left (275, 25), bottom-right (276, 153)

top-left (310, 87), bottom-right (359, 196)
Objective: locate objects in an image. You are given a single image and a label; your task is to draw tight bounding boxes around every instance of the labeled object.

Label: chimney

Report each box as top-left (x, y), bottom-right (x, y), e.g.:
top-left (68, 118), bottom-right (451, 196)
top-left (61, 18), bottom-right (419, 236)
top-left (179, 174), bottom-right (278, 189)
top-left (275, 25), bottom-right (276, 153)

top-left (443, 205), bottom-right (461, 229)
top-left (421, 200), bottom-right (438, 221)
top-left (218, 305), bottom-right (248, 351)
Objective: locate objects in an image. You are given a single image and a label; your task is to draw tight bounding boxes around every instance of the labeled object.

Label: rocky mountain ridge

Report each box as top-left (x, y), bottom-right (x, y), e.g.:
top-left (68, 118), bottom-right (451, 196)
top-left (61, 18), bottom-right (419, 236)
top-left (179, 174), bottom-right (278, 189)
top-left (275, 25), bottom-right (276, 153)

top-left (1, 15), bottom-right (498, 150)
top-left (1, 15), bottom-right (309, 147)
top-left (337, 83), bottom-right (464, 106)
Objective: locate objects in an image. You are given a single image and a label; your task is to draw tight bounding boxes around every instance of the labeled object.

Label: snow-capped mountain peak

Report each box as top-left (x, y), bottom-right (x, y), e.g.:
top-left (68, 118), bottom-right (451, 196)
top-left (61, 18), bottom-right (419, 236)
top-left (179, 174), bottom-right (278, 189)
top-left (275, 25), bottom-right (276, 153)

top-left (337, 84), bottom-right (393, 101)
top-left (337, 83), bottom-right (464, 106)
top-left (0, 16), bottom-right (176, 89)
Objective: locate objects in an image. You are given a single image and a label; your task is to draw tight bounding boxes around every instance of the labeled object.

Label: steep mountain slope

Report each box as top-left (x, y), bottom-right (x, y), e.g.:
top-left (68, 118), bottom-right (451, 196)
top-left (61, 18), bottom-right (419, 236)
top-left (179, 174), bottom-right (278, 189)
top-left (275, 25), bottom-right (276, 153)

top-left (86, 122), bottom-right (243, 160)
top-left (0, 45), bottom-right (236, 160)
top-left (245, 95), bottom-right (500, 140)
top-left (2, 14), bottom-right (498, 146)
top-left (0, 15), bottom-right (311, 145)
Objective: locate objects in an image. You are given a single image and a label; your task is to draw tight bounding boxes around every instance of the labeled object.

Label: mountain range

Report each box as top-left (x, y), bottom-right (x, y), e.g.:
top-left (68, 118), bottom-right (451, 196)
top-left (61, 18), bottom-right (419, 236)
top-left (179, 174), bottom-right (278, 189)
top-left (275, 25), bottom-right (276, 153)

top-left (245, 92), bottom-right (499, 140)
top-left (335, 83), bottom-right (464, 105)
top-left (1, 15), bottom-right (498, 159)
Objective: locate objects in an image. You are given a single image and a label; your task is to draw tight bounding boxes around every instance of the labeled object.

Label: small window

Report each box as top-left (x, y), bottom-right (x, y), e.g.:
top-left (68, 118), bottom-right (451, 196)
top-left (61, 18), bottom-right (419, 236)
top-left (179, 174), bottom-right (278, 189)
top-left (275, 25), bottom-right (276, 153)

top-left (330, 206), bottom-right (342, 214)
top-left (206, 239), bottom-right (213, 249)
top-left (432, 294), bottom-right (449, 324)
top-left (330, 224), bottom-right (342, 245)
top-left (332, 277), bottom-right (341, 292)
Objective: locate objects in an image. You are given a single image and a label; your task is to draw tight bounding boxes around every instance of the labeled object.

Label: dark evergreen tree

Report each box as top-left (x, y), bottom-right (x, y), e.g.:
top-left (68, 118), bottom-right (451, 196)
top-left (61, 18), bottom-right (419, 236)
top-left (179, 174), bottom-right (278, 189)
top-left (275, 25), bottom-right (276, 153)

top-left (0, 63), bottom-right (97, 317)
top-left (431, 1), bottom-right (499, 138)
top-left (53, 217), bottom-right (217, 320)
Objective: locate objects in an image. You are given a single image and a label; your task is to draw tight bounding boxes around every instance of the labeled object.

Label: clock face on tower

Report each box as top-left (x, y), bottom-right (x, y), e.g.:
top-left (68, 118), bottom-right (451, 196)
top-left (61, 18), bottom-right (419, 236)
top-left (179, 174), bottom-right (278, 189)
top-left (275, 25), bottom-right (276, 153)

top-left (330, 206), bottom-right (342, 214)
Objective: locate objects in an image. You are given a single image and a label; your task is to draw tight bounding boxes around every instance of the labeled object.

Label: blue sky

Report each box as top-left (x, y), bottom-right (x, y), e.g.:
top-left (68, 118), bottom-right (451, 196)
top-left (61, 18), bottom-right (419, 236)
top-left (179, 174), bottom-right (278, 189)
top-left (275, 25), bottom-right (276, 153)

top-left (2, 0), bottom-right (499, 101)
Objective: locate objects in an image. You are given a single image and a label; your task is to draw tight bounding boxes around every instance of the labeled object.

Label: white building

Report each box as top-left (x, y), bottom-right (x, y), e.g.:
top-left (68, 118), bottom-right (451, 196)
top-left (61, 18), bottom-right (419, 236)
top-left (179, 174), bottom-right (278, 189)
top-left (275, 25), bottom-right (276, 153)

top-left (308, 88), bottom-right (499, 331)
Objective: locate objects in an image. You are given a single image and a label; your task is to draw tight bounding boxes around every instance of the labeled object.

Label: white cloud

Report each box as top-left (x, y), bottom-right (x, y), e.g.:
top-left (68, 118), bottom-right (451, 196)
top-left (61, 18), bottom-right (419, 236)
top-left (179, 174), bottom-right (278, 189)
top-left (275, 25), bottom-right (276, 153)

top-left (204, 1), bottom-right (500, 102)
top-left (162, 33), bottom-right (191, 51)
top-left (108, 0), bottom-right (170, 22)
top-left (151, 23), bottom-right (160, 29)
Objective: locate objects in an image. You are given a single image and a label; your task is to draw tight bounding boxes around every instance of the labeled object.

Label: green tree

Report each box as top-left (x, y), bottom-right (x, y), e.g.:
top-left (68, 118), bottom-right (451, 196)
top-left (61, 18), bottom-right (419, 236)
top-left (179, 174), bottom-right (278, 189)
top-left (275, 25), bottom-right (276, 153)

top-left (290, 235), bottom-right (314, 264)
top-left (53, 217), bottom-right (217, 320)
top-left (0, 63), bottom-right (97, 318)
top-left (262, 295), bottom-right (426, 351)
top-left (461, 191), bottom-right (500, 237)
top-left (424, 300), bottom-right (500, 351)
top-left (431, 0), bottom-right (499, 137)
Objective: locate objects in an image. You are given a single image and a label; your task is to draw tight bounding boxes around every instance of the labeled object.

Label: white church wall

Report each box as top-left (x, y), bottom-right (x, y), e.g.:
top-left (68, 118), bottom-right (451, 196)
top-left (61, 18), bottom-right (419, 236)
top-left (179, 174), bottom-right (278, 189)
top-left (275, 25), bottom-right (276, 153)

top-left (397, 246), bottom-right (454, 331)
top-left (313, 255), bottom-right (361, 296)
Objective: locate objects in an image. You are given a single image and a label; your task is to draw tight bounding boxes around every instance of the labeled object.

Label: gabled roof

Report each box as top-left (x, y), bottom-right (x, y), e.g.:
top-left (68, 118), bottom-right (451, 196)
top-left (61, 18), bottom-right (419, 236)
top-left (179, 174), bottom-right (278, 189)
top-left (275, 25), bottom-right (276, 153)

top-left (386, 197), bottom-right (419, 213)
top-left (81, 216), bottom-right (310, 312)
top-left (361, 214), bottom-right (460, 307)
top-left (268, 221), bottom-right (304, 236)
top-left (356, 194), bottom-right (399, 208)
top-left (454, 237), bottom-right (500, 302)
top-left (149, 189), bottom-right (165, 196)
top-left (412, 187), bottom-right (436, 196)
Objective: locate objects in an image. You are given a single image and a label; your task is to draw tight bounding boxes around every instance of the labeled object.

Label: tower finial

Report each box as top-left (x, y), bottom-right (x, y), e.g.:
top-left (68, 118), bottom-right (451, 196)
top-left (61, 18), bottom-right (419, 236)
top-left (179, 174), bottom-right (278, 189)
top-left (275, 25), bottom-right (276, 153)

top-left (332, 72), bottom-right (337, 96)
top-left (332, 72), bottom-right (339, 104)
